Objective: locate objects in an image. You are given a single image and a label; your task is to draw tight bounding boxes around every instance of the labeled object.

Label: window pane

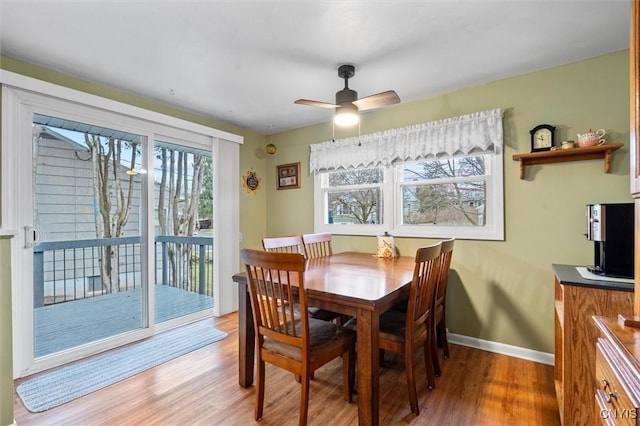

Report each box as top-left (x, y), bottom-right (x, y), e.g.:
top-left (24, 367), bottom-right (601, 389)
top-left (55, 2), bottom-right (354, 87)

top-left (328, 168), bottom-right (384, 186)
top-left (402, 181), bottom-right (486, 226)
top-left (153, 141), bottom-right (214, 324)
top-left (328, 188), bottom-right (382, 224)
top-left (32, 114), bottom-right (145, 357)
top-left (403, 156), bottom-right (486, 181)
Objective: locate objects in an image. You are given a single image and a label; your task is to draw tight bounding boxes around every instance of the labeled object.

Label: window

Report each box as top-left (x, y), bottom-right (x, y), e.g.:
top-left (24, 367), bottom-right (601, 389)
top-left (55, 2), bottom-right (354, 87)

top-left (394, 153), bottom-right (503, 240)
top-left (315, 167), bottom-right (391, 235)
top-left (314, 152), bottom-right (503, 240)
top-left (311, 109), bottom-right (504, 240)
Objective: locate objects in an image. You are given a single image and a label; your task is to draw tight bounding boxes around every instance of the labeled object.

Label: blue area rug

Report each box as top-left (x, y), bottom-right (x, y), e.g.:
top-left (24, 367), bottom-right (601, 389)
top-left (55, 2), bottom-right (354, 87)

top-left (17, 320), bottom-right (227, 412)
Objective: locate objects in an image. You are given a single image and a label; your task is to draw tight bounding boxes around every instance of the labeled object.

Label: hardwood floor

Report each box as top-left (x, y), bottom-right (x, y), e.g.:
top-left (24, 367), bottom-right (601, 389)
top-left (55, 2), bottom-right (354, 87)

top-left (14, 313), bottom-right (561, 425)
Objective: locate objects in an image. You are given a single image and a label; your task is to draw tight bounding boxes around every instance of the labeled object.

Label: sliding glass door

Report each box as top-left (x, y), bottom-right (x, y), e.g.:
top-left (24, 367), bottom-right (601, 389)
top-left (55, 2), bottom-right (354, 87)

top-left (31, 114), bottom-right (148, 358)
top-left (4, 83), bottom-right (238, 378)
top-left (153, 140), bottom-right (214, 325)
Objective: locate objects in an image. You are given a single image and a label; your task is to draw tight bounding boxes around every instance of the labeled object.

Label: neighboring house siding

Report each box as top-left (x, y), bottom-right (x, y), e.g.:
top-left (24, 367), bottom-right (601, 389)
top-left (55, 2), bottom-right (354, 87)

top-left (35, 128), bottom-right (144, 298)
top-left (35, 133), bottom-right (142, 242)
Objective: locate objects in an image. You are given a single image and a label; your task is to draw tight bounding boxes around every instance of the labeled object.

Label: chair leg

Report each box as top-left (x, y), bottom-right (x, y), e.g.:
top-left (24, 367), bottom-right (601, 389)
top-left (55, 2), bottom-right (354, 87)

top-left (255, 359), bottom-right (266, 420)
top-left (295, 372), bottom-right (314, 382)
top-left (342, 347), bottom-right (355, 402)
top-left (438, 314), bottom-right (450, 358)
top-left (423, 336), bottom-right (436, 390)
top-left (349, 346), bottom-right (356, 397)
top-left (431, 322), bottom-right (441, 377)
top-left (404, 346), bottom-right (420, 415)
top-left (299, 372), bottom-right (311, 426)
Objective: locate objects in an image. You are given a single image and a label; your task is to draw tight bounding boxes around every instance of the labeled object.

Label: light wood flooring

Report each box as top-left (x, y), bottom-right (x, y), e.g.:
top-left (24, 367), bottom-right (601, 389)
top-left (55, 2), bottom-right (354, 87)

top-left (14, 313), bottom-right (561, 425)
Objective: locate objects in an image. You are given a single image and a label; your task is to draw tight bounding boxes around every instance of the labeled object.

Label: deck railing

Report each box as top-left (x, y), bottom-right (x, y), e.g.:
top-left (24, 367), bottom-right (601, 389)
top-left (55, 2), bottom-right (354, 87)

top-left (33, 235), bottom-right (213, 307)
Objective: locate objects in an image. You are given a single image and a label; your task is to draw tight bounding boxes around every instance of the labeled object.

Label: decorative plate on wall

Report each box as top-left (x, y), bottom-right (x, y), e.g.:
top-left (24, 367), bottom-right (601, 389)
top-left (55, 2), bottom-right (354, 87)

top-left (242, 170), bottom-right (261, 194)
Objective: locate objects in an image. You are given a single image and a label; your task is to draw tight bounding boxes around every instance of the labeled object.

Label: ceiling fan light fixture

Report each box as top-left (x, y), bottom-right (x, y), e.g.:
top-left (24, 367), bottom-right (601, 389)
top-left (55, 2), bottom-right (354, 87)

top-left (334, 104), bottom-right (359, 126)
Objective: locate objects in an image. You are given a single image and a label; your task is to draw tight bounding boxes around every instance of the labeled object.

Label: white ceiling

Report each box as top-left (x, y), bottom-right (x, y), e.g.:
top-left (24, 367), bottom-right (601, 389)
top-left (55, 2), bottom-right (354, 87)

top-left (0, 0), bottom-right (631, 136)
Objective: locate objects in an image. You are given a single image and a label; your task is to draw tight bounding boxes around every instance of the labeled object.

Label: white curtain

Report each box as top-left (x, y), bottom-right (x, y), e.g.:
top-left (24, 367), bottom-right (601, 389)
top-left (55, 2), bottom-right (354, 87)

top-left (309, 108), bottom-right (504, 173)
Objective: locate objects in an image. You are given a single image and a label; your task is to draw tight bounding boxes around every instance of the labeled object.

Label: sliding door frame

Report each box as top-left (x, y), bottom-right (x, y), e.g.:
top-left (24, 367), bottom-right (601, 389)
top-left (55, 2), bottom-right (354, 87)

top-left (1, 71), bottom-right (242, 377)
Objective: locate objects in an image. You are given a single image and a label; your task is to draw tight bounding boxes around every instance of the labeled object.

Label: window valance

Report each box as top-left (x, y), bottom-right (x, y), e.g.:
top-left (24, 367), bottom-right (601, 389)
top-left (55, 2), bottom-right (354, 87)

top-left (309, 108), bottom-right (504, 173)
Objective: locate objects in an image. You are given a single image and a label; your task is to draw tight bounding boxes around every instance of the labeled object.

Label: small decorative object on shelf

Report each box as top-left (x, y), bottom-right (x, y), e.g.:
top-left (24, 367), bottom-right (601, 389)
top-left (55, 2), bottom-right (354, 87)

top-left (576, 128), bottom-right (606, 148)
top-left (530, 124), bottom-right (556, 152)
top-left (561, 140), bottom-right (575, 150)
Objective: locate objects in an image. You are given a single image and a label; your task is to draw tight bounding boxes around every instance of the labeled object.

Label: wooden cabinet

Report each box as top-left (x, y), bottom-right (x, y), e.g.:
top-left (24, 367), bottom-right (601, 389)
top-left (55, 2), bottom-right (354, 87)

top-left (554, 265), bottom-right (633, 425)
top-left (593, 316), bottom-right (640, 425)
top-left (589, 5), bottom-right (640, 426)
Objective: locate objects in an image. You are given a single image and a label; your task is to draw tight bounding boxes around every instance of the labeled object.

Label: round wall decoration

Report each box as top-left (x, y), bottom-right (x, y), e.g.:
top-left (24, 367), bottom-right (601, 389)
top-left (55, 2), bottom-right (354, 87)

top-left (242, 170), bottom-right (262, 194)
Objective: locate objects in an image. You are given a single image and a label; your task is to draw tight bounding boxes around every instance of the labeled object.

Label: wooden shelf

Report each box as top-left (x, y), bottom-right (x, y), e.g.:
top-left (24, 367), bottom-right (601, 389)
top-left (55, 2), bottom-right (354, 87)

top-left (512, 143), bottom-right (623, 179)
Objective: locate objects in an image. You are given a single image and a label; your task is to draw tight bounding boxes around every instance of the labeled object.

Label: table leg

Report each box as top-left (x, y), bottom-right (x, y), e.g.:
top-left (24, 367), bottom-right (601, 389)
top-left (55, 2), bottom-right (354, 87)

top-left (356, 308), bottom-right (379, 426)
top-left (238, 279), bottom-right (254, 387)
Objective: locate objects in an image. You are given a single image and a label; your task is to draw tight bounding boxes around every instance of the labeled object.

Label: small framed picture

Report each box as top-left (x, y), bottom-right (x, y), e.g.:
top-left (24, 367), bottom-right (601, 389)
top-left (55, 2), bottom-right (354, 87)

top-left (276, 162), bottom-right (301, 190)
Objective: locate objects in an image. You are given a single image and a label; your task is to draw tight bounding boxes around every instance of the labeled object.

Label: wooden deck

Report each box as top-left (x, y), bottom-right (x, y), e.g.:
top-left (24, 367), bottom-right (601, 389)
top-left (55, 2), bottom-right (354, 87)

top-left (35, 285), bottom-right (213, 357)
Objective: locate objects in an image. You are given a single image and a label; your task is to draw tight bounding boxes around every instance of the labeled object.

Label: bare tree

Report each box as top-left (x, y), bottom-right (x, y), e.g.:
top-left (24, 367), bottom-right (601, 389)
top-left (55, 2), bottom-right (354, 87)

top-left (405, 157), bottom-right (486, 225)
top-left (328, 168), bottom-right (383, 224)
top-left (85, 134), bottom-right (138, 292)
top-left (157, 147), bottom-right (207, 289)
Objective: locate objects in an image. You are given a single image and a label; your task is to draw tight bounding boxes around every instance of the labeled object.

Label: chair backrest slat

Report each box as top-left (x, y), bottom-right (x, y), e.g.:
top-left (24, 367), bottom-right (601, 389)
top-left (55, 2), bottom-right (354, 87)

top-left (262, 235), bottom-right (306, 258)
top-left (302, 232), bottom-right (333, 258)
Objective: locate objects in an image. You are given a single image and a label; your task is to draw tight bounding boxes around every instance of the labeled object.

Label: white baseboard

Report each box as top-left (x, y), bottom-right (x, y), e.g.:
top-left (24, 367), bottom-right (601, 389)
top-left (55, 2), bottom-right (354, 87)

top-left (448, 333), bottom-right (554, 366)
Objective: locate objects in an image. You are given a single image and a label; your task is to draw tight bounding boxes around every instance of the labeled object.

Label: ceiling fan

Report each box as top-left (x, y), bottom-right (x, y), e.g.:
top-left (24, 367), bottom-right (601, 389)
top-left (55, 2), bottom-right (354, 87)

top-left (294, 64), bottom-right (401, 126)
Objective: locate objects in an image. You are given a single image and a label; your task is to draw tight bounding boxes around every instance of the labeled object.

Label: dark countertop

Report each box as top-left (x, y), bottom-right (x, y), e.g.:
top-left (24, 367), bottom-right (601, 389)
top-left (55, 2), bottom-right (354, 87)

top-left (553, 264), bottom-right (634, 292)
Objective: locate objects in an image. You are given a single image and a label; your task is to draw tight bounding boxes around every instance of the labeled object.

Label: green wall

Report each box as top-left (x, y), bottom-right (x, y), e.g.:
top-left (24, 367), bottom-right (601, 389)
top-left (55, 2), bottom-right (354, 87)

top-left (263, 50), bottom-right (631, 354)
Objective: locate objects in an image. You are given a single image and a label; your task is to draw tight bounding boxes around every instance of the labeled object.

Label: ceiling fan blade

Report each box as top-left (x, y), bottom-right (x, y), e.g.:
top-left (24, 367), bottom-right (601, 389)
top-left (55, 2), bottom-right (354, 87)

top-left (353, 90), bottom-right (400, 111)
top-left (294, 99), bottom-right (338, 109)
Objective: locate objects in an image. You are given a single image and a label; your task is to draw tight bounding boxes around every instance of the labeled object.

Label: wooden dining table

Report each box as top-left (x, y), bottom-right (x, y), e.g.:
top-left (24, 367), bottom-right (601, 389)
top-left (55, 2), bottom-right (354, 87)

top-left (233, 251), bottom-right (417, 426)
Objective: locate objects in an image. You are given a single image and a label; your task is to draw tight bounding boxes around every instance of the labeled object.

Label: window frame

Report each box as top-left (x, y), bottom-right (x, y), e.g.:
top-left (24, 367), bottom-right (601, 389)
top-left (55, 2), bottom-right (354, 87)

top-left (313, 151), bottom-right (504, 241)
top-left (314, 167), bottom-right (393, 236)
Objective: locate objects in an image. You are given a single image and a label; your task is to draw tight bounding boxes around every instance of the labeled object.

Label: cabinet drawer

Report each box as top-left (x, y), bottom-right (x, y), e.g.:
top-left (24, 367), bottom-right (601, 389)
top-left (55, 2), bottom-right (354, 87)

top-left (596, 339), bottom-right (640, 425)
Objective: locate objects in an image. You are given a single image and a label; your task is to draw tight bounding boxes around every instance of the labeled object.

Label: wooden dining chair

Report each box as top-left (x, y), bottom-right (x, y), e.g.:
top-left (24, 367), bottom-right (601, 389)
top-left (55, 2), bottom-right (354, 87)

top-left (432, 238), bottom-right (455, 376)
top-left (302, 232), bottom-right (333, 258)
top-left (345, 241), bottom-right (442, 416)
top-left (240, 249), bottom-right (356, 426)
top-left (262, 235), bottom-right (306, 256)
top-left (263, 235), bottom-right (341, 323)
top-left (301, 232), bottom-right (349, 324)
